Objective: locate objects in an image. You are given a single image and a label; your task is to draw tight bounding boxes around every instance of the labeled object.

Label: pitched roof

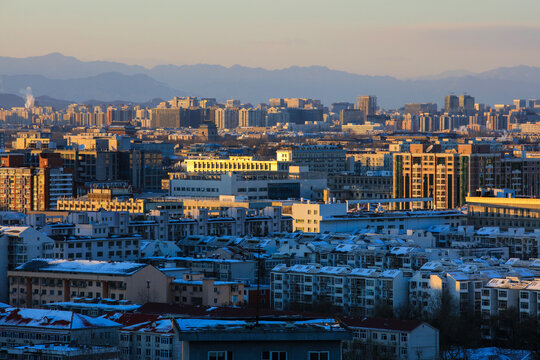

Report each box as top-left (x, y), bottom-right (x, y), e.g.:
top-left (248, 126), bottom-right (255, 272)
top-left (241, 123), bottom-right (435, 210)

top-left (102, 312), bottom-right (161, 326)
top-left (0, 308), bottom-right (120, 330)
top-left (121, 319), bottom-right (176, 335)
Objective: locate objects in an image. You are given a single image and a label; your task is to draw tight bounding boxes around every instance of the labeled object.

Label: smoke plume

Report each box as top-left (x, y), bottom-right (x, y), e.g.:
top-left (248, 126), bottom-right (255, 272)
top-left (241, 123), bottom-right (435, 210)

top-left (24, 86), bottom-right (35, 108)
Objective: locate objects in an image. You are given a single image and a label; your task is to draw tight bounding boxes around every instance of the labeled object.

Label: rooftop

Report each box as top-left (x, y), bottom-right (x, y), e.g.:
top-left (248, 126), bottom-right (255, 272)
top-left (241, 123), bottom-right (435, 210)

top-left (15, 259), bottom-right (147, 275)
top-left (339, 316), bottom-right (425, 332)
top-left (0, 308), bottom-right (120, 330)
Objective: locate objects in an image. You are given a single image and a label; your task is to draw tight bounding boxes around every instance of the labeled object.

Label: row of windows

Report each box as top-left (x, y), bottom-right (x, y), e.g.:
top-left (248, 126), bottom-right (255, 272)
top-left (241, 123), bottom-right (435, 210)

top-left (0, 331), bottom-right (69, 342)
top-left (207, 350), bottom-right (329, 360)
top-left (120, 334), bottom-right (173, 344)
top-left (64, 240), bottom-right (135, 248)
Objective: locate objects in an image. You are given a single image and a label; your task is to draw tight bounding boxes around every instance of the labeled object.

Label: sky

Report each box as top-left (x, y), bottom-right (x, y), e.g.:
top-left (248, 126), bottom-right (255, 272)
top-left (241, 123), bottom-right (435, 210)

top-left (1, 0), bottom-right (539, 78)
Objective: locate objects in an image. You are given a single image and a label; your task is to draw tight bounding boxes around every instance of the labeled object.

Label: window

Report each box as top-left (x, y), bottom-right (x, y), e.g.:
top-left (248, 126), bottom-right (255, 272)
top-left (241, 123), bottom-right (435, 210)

top-left (308, 352), bottom-right (329, 360)
top-left (208, 351), bottom-right (232, 360)
top-left (262, 351), bottom-right (287, 360)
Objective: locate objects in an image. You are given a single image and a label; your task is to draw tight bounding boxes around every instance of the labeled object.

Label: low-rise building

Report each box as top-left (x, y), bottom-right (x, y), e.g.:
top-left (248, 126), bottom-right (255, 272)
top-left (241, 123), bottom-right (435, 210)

top-left (0, 307), bottom-right (121, 351)
top-left (340, 317), bottom-right (439, 360)
top-left (0, 226), bottom-right (54, 303)
top-left (170, 273), bottom-right (245, 307)
top-left (168, 169), bottom-right (326, 201)
top-left (277, 145), bottom-right (347, 174)
top-left (4, 344), bottom-right (120, 360)
top-left (8, 259), bottom-right (169, 308)
top-left (143, 257), bottom-right (256, 283)
top-left (51, 234), bottom-right (142, 262)
top-left (467, 195), bottom-right (540, 231)
top-left (118, 317), bottom-right (179, 360)
top-left (271, 264), bottom-right (408, 316)
top-left (291, 202), bottom-right (464, 233)
top-left (184, 156), bottom-right (287, 173)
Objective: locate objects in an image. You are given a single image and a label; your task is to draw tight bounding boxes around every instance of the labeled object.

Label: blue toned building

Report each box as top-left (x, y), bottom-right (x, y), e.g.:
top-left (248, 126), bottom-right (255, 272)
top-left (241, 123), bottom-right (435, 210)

top-left (176, 318), bottom-right (350, 360)
top-left (117, 317), bottom-right (351, 360)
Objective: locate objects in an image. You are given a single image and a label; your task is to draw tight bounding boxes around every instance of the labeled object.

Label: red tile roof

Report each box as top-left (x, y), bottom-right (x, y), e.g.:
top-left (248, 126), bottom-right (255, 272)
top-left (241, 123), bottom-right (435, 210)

top-left (102, 312), bottom-right (161, 326)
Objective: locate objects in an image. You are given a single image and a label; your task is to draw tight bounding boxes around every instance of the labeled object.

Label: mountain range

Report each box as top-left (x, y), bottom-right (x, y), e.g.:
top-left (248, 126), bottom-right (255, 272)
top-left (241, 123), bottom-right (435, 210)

top-left (1, 53), bottom-right (539, 108)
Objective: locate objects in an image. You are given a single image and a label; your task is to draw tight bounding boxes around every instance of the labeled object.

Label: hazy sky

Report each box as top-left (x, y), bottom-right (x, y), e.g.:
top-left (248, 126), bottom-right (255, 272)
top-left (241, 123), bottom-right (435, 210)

top-left (1, 0), bottom-right (539, 77)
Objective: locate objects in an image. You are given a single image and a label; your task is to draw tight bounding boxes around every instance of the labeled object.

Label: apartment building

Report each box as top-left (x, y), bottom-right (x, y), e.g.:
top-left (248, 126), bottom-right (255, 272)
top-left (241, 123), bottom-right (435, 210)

top-left (340, 317), bottom-right (439, 360)
top-left (57, 188), bottom-right (147, 214)
top-left (394, 144), bottom-right (540, 210)
top-left (482, 277), bottom-right (540, 320)
top-left (446, 271), bottom-right (487, 315)
top-left (474, 227), bottom-right (540, 260)
top-left (0, 307), bottom-right (121, 350)
top-left (117, 317), bottom-right (348, 360)
top-left (0, 167), bottom-right (33, 212)
top-left (313, 245), bottom-right (429, 274)
top-left (214, 107), bottom-right (239, 129)
top-left (393, 146), bottom-right (463, 210)
top-left (51, 234), bottom-right (142, 262)
top-left (3, 344), bottom-right (120, 360)
top-left (323, 173), bottom-right (393, 201)
top-left (0, 226), bottom-right (54, 303)
top-left (481, 277), bottom-right (540, 339)
top-left (57, 189), bottom-right (186, 216)
top-left (291, 202), bottom-right (464, 233)
top-left (143, 257), bottom-right (256, 283)
top-left (238, 108), bottom-right (266, 127)
top-left (276, 145), bottom-right (347, 174)
top-left (118, 317), bottom-right (179, 360)
top-left (64, 133), bottom-right (131, 151)
top-left (8, 259), bottom-right (169, 308)
top-left (170, 273), bottom-right (245, 306)
top-left (271, 264), bottom-right (408, 316)
top-left (43, 206), bottom-right (292, 241)
top-left (467, 195), bottom-right (540, 231)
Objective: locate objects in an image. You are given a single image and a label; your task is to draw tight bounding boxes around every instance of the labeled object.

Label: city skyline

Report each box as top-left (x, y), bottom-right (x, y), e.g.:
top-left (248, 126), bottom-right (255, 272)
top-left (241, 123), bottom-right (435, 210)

top-left (1, 0), bottom-right (540, 78)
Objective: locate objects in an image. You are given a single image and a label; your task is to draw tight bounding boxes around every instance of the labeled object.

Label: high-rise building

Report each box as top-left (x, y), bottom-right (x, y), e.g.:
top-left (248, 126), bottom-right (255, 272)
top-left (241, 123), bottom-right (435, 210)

top-left (331, 102), bottom-right (354, 114)
top-left (393, 144), bottom-right (540, 210)
top-left (486, 112), bottom-right (507, 131)
top-left (393, 145), bottom-right (464, 210)
top-left (458, 95), bottom-right (475, 113)
top-left (0, 154), bottom-right (73, 212)
top-left (340, 109), bottom-right (364, 125)
top-left (269, 98), bottom-right (286, 108)
top-left (404, 103), bottom-right (437, 115)
top-left (168, 96), bottom-right (199, 109)
top-left (444, 95), bottom-right (459, 113)
top-left (238, 108), bottom-right (266, 127)
top-left (513, 99), bottom-right (527, 110)
top-left (226, 99), bottom-right (241, 108)
top-left (150, 108), bottom-right (203, 128)
top-left (356, 96), bottom-right (377, 117)
top-left (214, 108), bottom-right (239, 129)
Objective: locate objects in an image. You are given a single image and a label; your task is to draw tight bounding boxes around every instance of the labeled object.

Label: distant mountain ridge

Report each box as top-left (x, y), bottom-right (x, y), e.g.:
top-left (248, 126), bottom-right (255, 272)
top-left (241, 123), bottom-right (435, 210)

top-left (1, 53), bottom-right (539, 107)
top-left (0, 72), bottom-right (185, 103)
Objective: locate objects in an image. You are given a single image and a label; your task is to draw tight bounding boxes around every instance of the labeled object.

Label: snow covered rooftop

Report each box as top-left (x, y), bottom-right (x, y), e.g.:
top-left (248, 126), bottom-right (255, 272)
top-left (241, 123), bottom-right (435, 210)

top-left (174, 318), bottom-right (340, 333)
top-left (15, 259), bottom-right (147, 275)
top-left (0, 308), bottom-right (121, 330)
top-left (121, 319), bottom-right (176, 335)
